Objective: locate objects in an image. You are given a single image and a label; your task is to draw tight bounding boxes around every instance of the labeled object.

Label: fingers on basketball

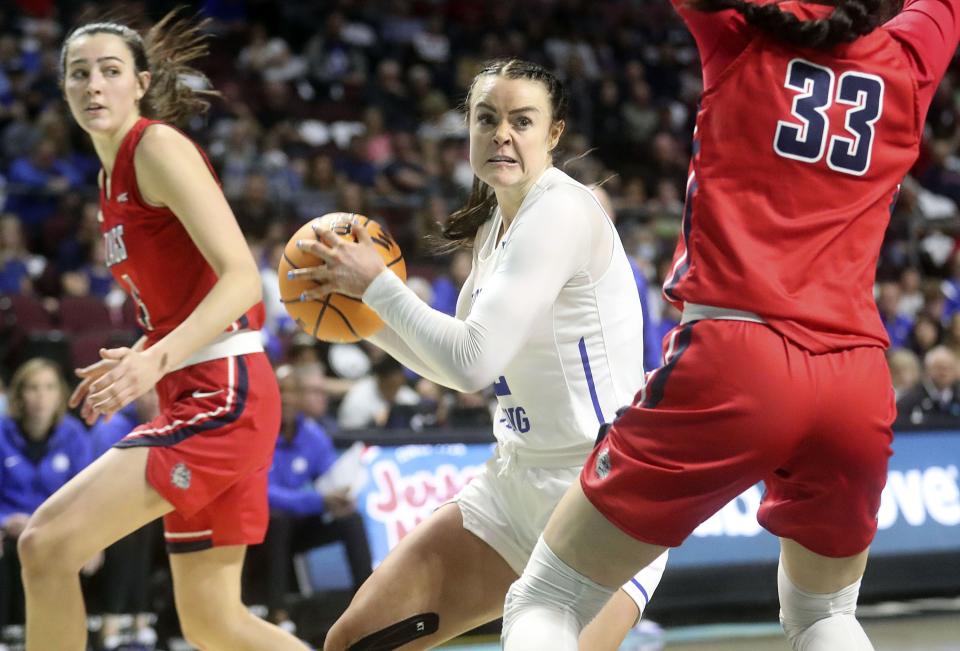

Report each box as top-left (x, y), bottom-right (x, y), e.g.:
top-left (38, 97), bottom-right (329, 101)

top-left (278, 212), bottom-right (406, 343)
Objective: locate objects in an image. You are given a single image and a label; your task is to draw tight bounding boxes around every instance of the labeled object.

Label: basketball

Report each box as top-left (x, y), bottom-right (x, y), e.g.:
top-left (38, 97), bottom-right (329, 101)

top-left (278, 212), bottom-right (406, 343)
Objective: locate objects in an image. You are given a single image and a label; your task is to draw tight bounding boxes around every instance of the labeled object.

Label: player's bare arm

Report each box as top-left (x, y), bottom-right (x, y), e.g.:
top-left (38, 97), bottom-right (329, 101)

top-left (85, 124), bottom-right (260, 418)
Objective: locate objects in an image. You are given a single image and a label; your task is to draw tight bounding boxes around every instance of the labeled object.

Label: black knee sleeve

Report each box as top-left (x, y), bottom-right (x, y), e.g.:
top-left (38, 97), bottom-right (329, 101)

top-left (346, 613), bottom-right (439, 650)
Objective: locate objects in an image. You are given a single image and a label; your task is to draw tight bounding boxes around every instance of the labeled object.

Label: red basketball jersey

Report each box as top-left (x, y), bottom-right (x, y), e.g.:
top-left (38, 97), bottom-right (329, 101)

top-left (666, 0), bottom-right (960, 353)
top-left (100, 118), bottom-right (264, 345)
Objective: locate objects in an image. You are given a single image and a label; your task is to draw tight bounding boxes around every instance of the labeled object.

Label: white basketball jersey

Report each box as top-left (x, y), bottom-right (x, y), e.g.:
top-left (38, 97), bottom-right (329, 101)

top-left (458, 168), bottom-right (645, 451)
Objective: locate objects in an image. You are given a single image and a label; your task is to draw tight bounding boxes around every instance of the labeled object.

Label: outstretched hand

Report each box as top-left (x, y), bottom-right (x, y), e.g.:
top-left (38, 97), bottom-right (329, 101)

top-left (288, 219), bottom-right (386, 300)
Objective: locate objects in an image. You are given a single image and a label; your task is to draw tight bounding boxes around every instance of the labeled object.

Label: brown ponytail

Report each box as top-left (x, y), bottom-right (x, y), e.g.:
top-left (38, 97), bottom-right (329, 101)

top-left (60, 8), bottom-right (219, 125)
top-left (686, 0), bottom-right (897, 50)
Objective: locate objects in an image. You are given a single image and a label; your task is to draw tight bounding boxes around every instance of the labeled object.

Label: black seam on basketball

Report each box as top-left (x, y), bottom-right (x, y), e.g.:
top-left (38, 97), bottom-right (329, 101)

top-left (386, 254), bottom-right (403, 267)
top-left (325, 301), bottom-right (362, 340)
top-left (282, 252), bottom-right (300, 269)
top-left (312, 295), bottom-right (331, 338)
top-left (339, 295), bottom-right (364, 303)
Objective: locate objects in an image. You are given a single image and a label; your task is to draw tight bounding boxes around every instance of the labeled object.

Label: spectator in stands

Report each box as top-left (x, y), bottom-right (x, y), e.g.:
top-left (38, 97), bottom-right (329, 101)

top-left (888, 348), bottom-right (923, 401)
top-left (238, 23), bottom-right (306, 84)
top-left (361, 106), bottom-right (393, 167)
top-left (295, 153), bottom-right (340, 221)
top-left (0, 358), bottom-right (96, 629)
top-left (88, 390), bottom-right (162, 650)
top-left (1, 101), bottom-right (40, 164)
top-left (245, 364), bottom-right (372, 632)
top-left (365, 58), bottom-right (416, 132)
top-left (430, 249), bottom-right (471, 316)
top-left (293, 362), bottom-right (340, 434)
top-left (335, 135), bottom-right (379, 189)
top-left (0, 212), bottom-right (44, 294)
top-left (898, 267), bottom-right (924, 318)
top-left (878, 281), bottom-right (914, 349)
top-left (383, 131), bottom-right (430, 198)
top-left (940, 249), bottom-right (960, 319)
top-left (897, 345), bottom-right (960, 428)
top-left (60, 237), bottom-right (114, 299)
top-left (302, 11), bottom-right (370, 94)
top-left (210, 117), bottom-right (263, 201)
top-left (233, 172), bottom-right (276, 241)
top-left (55, 199), bottom-right (100, 274)
top-left (337, 355), bottom-right (419, 429)
top-left (3, 137), bottom-right (84, 236)
top-left (907, 312), bottom-right (944, 358)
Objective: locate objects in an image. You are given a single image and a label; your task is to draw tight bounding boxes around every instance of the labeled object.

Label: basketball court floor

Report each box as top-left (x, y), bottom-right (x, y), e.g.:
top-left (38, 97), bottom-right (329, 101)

top-left (440, 599), bottom-right (960, 650)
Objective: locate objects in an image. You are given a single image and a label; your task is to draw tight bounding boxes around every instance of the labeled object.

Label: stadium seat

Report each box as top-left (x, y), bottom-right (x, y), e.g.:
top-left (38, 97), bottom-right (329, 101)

top-left (59, 295), bottom-right (113, 333)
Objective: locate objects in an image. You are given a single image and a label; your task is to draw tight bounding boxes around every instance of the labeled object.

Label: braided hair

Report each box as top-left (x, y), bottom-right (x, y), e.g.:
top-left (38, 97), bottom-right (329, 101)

top-left (686, 0), bottom-right (899, 50)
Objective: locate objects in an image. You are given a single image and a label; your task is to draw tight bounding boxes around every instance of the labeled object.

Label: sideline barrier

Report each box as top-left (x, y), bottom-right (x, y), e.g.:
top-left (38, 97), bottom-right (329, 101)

top-left (305, 429), bottom-right (960, 613)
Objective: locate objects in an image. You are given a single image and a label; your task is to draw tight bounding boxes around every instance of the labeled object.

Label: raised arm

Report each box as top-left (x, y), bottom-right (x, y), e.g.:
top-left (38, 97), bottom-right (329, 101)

top-left (887, 0), bottom-right (960, 114)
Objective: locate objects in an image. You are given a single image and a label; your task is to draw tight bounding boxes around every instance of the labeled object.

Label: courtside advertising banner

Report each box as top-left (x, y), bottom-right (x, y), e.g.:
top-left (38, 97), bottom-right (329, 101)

top-left (307, 433), bottom-right (959, 586)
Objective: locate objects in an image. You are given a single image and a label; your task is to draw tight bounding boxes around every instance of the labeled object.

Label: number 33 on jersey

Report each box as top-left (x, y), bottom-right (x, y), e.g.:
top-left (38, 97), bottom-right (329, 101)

top-left (774, 58), bottom-right (884, 176)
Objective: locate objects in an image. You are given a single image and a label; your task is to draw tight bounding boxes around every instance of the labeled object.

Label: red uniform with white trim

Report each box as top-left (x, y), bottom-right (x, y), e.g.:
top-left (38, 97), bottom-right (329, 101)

top-left (102, 118), bottom-right (279, 552)
top-left (582, 0), bottom-right (960, 557)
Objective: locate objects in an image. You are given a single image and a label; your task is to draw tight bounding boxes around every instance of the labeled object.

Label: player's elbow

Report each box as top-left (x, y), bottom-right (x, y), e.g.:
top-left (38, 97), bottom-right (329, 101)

top-left (227, 265), bottom-right (263, 312)
top-left (246, 271), bottom-right (263, 305)
top-left (451, 368), bottom-right (497, 394)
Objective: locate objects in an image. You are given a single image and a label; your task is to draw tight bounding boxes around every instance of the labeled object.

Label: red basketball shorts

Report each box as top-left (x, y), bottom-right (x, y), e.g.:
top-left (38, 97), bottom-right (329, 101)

top-left (581, 319), bottom-right (894, 558)
top-left (117, 352), bottom-right (280, 552)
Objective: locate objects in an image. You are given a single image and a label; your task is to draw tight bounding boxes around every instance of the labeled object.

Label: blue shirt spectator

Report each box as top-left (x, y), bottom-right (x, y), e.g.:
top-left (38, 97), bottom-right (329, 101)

top-left (0, 257), bottom-right (29, 294)
top-left (0, 413), bottom-right (91, 525)
top-left (430, 275), bottom-right (458, 316)
top-left (629, 257), bottom-right (664, 372)
top-left (268, 413), bottom-right (338, 517)
top-left (877, 281), bottom-right (915, 348)
top-left (88, 405), bottom-right (139, 457)
top-left (883, 313), bottom-right (915, 350)
top-left (4, 140), bottom-right (85, 233)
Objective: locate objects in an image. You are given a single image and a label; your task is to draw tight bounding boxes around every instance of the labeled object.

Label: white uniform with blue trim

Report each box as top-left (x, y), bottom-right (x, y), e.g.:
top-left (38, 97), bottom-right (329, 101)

top-left (364, 166), bottom-right (667, 614)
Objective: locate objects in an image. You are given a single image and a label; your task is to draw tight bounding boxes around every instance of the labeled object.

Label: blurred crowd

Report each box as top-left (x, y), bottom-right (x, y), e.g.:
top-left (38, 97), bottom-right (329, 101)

top-left (2, 0), bottom-right (960, 646)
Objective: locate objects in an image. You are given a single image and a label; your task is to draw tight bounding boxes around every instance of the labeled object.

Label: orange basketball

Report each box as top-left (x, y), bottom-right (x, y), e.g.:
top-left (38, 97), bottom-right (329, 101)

top-left (278, 212), bottom-right (406, 343)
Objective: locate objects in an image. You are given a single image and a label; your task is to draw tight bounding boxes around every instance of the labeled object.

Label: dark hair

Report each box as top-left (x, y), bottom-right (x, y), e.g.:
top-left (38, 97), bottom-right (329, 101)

top-left (686, 0), bottom-right (897, 50)
top-left (60, 8), bottom-right (218, 124)
top-left (438, 58), bottom-right (568, 251)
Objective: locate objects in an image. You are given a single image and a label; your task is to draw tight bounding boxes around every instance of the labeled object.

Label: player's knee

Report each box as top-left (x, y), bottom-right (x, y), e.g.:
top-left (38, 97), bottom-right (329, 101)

top-left (502, 537), bottom-right (614, 648)
top-left (322, 617), bottom-right (351, 651)
top-left (17, 518), bottom-right (76, 574)
top-left (777, 561), bottom-right (872, 651)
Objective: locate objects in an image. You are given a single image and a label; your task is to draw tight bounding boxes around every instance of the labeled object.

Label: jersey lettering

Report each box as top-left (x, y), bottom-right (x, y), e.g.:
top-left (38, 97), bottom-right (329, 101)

top-left (103, 225), bottom-right (128, 267)
top-left (503, 406), bottom-right (530, 433)
top-left (120, 273), bottom-right (155, 331)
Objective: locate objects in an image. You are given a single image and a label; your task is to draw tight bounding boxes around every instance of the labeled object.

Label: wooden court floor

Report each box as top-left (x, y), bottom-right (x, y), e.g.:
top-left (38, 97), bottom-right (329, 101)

top-left (441, 608), bottom-right (960, 650)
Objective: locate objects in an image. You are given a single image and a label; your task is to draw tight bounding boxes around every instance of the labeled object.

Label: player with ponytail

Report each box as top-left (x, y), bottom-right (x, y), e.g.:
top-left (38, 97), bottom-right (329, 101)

top-left (19, 12), bottom-right (308, 651)
top-left (503, 1), bottom-right (959, 649)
